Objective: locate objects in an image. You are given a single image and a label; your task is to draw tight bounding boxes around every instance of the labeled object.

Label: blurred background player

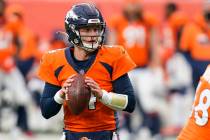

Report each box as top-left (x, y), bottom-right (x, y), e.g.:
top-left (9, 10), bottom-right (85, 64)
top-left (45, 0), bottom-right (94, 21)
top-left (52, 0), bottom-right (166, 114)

top-left (179, 0), bottom-right (210, 90)
top-left (38, 3), bottom-right (136, 140)
top-left (107, 0), bottom-right (164, 139)
top-left (158, 2), bottom-right (193, 136)
top-left (108, 0), bottom-right (158, 68)
top-left (0, 0), bottom-right (32, 137)
top-left (5, 4), bottom-right (39, 78)
top-left (177, 64), bottom-right (210, 140)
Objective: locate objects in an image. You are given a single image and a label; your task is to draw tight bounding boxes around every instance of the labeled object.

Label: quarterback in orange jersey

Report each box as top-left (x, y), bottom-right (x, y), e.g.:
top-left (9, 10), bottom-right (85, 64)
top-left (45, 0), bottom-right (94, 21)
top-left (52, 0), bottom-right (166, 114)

top-left (177, 65), bottom-right (210, 140)
top-left (37, 3), bottom-right (136, 140)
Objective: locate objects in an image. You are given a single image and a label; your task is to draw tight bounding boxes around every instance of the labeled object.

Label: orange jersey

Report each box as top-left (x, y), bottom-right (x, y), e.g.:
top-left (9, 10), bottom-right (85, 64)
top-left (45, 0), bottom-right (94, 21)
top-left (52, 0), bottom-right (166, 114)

top-left (0, 25), bottom-right (16, 72)
top-left (10, 25), bottom-right (38, 61)
top-left (5, 7), bottom-right (38, 61)
top-left (37, 45), bottom-right (136, 132)
top-left (18, 27), bottom-right (37, 60)
top-left (159, 11), bottom-right (188, 64)
top-left (109, 13), bottom-right (157, 67)
top-left (158, 22), bottom-right (175, 66)
top-left (177, 65), bottom-right (210, 140)
top-left (168, 11), bottom-right (188, 35)
top-left (180, 14), bottom-right (210, 61)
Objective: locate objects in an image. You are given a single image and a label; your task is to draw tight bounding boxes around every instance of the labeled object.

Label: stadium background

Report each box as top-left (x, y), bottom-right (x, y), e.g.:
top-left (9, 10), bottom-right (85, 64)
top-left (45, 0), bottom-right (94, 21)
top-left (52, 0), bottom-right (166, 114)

top-left (6, 0), bottom-right (202, 39)
top-left (0, 0), bottom-right (207, 140)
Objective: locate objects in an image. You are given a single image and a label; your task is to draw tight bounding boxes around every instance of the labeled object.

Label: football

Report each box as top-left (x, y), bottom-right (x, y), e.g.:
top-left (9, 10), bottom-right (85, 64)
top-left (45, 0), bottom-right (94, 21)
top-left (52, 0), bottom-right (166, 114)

top-left (65, 72), bottom-right (91, 115)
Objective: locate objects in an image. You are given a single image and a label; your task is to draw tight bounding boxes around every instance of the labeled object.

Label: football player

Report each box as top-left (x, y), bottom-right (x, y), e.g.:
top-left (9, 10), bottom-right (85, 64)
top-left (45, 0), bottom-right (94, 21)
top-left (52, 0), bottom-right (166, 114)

top-left (177, 65), bottom-right (210, 139)
top-left (0, 1), bottom-right (32, 136)
top-left (107, 0), bottom-right (160, 137)
top-left (37, 3), bottom-right (136, 140)
top-left (179, 1), bottom-right (210, 90)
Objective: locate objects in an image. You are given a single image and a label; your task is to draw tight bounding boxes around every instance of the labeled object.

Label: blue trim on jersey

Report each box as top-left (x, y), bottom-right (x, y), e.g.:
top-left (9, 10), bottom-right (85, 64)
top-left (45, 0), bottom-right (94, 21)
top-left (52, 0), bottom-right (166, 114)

top-left (64, 47), bottom-right (97, 73)
top-left (100, 62), bottom-right (113, 79)
top-left (54, 65), bottom-right (64, 79)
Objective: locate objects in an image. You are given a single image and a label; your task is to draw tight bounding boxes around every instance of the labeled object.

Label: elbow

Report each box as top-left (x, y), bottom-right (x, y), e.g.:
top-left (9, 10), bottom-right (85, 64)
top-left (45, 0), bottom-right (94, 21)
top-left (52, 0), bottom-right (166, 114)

top-left (41, 111), bottom-right (52, 119)
top-left (40, 106), bottom-right (53, 119)
top-left (127, 101), bottom-right (136, 113)
top-left (40, 99), bottom-right (53, 119)
top-left (130, 104), bottom-right (136, 113)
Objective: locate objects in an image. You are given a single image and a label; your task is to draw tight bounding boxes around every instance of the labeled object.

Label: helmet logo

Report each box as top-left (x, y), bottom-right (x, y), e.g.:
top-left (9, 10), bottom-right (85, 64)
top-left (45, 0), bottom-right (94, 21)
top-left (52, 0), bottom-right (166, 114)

top-left (67, 10), bottom-right (78, 21)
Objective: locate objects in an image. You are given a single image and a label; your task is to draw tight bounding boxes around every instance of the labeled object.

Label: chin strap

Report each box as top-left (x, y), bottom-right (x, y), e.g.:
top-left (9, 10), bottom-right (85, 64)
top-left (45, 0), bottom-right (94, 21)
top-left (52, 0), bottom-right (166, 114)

top-left (99, 90), bottom-right (128, 111)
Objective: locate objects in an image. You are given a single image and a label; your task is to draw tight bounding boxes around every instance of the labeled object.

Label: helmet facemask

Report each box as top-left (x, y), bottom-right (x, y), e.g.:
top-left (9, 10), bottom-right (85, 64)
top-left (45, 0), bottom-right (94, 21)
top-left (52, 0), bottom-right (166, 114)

top-left (76, 24), bottom-right (105, 52)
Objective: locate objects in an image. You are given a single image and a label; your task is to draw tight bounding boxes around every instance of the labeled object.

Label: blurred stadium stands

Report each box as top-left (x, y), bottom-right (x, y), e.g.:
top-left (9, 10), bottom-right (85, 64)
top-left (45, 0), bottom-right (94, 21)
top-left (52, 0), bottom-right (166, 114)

top-left (7, 0), bottom-right (203, 40)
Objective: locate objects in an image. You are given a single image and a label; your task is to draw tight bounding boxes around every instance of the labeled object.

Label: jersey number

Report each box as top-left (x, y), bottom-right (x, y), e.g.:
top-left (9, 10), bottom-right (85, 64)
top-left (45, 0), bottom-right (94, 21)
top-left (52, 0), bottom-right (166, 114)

top-left (88, 94), bottom-right (96, 110)
top-left (194, 89), bottom-right (210, 126)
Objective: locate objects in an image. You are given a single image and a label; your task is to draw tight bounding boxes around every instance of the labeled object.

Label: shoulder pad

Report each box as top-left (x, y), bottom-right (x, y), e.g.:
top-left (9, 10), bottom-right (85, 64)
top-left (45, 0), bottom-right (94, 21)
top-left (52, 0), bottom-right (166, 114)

top-left (101, 45), bottom-right (126, 59)
top-left (41, 48), bottom-right (65, 67)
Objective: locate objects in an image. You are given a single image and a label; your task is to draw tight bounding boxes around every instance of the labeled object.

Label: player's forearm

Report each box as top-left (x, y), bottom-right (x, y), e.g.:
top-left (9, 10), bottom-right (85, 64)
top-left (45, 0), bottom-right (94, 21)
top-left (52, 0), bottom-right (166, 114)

top-left (40, 97), bottom-right (62, 119)
top-left (40, 83), bottom-right (62, 119)
top-left (100, 90), bottom-right (127, 110)
top-left (99, 90), bottom-right (136, 113)
top-left (110, 73), bottom-right (136, 112)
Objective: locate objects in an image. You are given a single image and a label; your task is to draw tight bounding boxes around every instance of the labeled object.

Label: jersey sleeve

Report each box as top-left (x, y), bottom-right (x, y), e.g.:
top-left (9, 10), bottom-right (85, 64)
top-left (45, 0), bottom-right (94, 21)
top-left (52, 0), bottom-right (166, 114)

top-left (112, 46), bottom-right (136, 81)
top-left (37, 52), bottom-right (60, 86)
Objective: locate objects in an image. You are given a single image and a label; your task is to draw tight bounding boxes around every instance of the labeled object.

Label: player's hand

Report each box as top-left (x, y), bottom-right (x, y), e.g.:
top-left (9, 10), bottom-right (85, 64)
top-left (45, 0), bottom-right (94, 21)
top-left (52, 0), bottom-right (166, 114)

top-left (61, 74), bottom-right (76, 97)
top-left (85, 77), bottom-right (103, 99)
